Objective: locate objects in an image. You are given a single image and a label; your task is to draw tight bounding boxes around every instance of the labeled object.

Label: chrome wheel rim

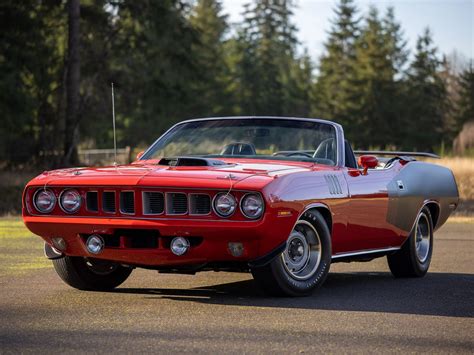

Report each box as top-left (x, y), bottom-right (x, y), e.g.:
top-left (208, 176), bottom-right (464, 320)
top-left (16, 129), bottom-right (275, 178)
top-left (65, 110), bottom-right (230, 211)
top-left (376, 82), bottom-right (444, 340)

top-left (282, 220), bottom-right (322, 280)
top-left (415, 212), bottom-right (431, 263)
top-left (85, 258), bottom-right (118, 275)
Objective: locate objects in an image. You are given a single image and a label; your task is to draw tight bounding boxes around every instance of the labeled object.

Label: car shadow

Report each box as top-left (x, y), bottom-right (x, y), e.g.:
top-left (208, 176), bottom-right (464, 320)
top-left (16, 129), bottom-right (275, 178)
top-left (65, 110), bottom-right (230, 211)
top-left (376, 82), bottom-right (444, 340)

top-left (113, 272), bottom-right (474, 318)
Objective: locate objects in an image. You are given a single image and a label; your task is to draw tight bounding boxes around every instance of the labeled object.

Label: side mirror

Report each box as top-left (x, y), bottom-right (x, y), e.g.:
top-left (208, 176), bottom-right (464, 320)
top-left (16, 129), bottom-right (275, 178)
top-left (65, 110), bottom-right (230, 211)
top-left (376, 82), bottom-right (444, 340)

top-left (358, 155), bottom-right (378, 175)
top-left (136, 151), bottom-right (145, 161)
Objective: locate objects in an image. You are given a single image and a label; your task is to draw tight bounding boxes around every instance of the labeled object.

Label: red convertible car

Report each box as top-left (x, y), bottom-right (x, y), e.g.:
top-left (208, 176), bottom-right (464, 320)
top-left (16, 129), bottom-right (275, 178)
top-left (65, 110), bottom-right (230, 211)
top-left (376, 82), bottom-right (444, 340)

top-left (23, 117), bottom-right (459, 296)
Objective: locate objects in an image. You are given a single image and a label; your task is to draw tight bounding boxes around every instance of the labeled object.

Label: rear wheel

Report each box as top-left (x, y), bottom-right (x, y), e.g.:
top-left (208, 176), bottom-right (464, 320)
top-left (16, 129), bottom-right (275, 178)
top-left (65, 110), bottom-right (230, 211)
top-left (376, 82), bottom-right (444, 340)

top-left (251, 210), bottom-right (331, 296)
top-left (387, 206), bottom-right (434, 277)
top-left (52, 256), bottom-right (133, 291)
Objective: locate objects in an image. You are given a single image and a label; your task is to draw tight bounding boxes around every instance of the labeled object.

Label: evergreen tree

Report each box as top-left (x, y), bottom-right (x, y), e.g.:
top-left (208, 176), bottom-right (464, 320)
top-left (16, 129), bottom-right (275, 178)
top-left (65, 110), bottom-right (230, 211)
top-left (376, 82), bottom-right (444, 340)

top-left (455, 62), bottom-right (474, 127)
top-left (405, 28), bottom-right (448, 151)
top-left (234, 0), bottom-right (299, 115)
top-left (352, 6), bottom-right (408, 147)
top-left (189, 0), bottom-right (233, 116)
top-left (313, 0), bottom-right (360, 139)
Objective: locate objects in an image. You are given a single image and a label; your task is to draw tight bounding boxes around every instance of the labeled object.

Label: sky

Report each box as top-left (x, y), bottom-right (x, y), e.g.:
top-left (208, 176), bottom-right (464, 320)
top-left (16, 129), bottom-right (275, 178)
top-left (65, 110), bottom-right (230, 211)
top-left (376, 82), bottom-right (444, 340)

top-left (222, 0), bottom-right (473, 65)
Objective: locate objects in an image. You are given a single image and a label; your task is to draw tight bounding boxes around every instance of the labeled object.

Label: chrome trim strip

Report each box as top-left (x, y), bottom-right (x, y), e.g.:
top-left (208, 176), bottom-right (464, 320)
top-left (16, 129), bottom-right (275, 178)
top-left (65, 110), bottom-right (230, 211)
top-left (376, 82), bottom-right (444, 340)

top-left (331, 247), bottom-right (401, 259)
top-left (32, 188), bottom-right (57, 214)
top-left (140, 116), bottom-right (346, 168)
top-left (212, 192), bottom-right (237, 218)
top-left (165, 192), bottom-right (188, 215)
top-left (188, 193), bottom-right (212, 216)
top-left (239, 192), bottom-right (265, 219)
top-left (58, 188), bottom-right (82, 214)
top-left (142, 191), bottom-right (165, 216)
top-left (119, 190), bottom-right (136, 215)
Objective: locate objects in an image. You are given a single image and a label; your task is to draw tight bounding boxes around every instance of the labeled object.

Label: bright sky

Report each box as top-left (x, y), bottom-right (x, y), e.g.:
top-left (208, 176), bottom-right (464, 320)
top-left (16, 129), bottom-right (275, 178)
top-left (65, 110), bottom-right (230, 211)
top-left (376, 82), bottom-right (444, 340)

top-left (222, 0), bottom-right (473, 63)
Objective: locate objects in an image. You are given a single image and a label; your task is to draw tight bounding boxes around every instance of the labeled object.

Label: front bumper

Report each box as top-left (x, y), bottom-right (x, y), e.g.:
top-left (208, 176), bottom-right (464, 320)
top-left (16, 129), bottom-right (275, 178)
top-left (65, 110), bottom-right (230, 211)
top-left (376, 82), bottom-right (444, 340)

top-left (23, 214), bottom-right (296, 268)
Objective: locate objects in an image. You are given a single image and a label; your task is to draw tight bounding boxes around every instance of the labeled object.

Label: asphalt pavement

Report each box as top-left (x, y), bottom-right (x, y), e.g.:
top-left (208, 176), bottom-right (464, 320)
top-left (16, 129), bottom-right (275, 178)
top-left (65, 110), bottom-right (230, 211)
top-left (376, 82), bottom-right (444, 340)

top-left (0, 220), bottom-right (473, 353)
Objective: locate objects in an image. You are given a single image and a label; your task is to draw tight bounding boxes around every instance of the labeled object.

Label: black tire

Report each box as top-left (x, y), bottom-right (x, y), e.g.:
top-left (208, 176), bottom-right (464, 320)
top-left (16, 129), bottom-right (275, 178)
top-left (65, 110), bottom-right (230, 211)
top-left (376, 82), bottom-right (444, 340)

top-left (387, 206), bottom-right (434, 278)
top-left (52, 256), bottom-right (133, 291)
top-left (251, 210), bottom-right (332, 297)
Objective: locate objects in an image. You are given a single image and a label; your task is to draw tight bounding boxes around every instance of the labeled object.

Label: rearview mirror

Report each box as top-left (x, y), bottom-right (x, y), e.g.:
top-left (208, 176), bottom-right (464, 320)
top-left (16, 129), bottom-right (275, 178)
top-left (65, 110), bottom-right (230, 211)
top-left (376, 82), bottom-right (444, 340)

top-left (136, 151), bottom-right (145, 161)
top-left (358, 155), bottom-right (378, 175)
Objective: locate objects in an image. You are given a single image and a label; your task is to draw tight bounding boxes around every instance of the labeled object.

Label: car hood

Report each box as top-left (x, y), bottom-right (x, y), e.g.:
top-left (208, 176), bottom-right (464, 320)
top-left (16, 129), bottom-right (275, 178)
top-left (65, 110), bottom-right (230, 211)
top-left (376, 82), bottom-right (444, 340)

top-left (27, 160), bottom-right (318, 190)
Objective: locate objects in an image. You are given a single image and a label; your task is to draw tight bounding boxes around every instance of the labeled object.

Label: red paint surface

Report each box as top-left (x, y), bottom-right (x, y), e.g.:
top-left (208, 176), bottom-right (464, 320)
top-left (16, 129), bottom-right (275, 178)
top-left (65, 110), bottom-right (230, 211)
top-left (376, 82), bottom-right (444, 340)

top-left (23, 159), bottom-right (411, 267)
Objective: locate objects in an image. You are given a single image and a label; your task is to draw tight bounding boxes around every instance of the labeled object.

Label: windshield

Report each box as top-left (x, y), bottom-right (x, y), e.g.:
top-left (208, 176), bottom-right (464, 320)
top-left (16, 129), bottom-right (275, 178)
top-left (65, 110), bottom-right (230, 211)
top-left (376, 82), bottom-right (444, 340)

top-left (142, 118), bottom-right (338, 166)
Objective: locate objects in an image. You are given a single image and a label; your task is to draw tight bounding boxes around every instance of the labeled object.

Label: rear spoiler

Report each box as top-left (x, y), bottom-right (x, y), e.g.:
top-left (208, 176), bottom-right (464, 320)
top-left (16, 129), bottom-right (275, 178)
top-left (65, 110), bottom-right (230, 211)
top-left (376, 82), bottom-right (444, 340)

top-left (354, 150), bottom-right (440, 159)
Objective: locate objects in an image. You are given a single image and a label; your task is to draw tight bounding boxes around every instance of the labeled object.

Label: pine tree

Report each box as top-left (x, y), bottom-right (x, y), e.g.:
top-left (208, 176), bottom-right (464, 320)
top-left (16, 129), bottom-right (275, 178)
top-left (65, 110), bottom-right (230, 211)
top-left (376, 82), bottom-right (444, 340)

top-left (456, 62), bottom-right (474, 127)
top-left (190, 0), bottom-right (232, 116)
top-left (234, 0), bottom-right (299, 115)
top-left (404, 28), bottom-right (448, 151)
top-left (352, 6), bottom-right (408, 148)
top-left (313, 0), bottom-right (361, 140)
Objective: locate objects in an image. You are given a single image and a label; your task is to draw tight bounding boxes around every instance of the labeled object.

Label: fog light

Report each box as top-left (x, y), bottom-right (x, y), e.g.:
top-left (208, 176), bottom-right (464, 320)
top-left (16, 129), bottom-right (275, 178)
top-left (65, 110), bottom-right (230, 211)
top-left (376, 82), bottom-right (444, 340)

top-left (86, 234), bottom-right (104, 254)
top-left (51, 237), bottom-right (67, 251)
top-left (228, 242), bottom-right (244, 257)
top-left (170, 237), bottom-right (190, 256)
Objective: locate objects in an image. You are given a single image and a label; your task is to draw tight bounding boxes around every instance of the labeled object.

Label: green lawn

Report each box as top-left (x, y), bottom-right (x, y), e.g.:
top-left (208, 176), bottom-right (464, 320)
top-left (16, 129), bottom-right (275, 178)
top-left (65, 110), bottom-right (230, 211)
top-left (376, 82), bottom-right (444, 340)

top-left (0, 218), bottom-right (51, 276)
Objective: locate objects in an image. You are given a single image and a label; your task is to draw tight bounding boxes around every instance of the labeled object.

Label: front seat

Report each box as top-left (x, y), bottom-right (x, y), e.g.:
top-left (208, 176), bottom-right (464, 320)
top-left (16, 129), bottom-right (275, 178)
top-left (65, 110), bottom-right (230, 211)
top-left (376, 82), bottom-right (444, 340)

top-left (220, 142), bottom-right (257, 156)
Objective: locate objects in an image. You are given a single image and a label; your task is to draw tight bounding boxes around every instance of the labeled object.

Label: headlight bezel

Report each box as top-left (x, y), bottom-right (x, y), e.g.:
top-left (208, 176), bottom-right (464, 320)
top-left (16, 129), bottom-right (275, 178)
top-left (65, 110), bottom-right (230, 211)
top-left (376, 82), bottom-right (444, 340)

top-left (240, 192), bottom-right (265, 219)
top-left (59, 188), bottom-right (82, 214)
top-left (212, 192), bottom-right (237, 218)
top-left (33, 188), bottom-right (57, 214)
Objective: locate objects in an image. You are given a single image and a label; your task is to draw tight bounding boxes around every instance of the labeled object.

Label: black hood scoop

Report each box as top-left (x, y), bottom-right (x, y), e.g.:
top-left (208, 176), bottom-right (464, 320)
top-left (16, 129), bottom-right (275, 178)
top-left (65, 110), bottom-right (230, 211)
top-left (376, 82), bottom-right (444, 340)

top-left (158, 157), bottom-right (228, 167)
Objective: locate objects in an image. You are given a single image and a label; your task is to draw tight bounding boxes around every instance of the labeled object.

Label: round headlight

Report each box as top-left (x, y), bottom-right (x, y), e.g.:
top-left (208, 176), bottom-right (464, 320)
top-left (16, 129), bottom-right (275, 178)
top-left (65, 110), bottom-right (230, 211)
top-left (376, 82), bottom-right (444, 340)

top-left (33, 189), bottom-right (56, 213)
top-left (240, 193), bottom-right (264, 219)
top-left (213, 193), bottom-right (237, 217)
top-left (60, 189), bottom-right (82, 213)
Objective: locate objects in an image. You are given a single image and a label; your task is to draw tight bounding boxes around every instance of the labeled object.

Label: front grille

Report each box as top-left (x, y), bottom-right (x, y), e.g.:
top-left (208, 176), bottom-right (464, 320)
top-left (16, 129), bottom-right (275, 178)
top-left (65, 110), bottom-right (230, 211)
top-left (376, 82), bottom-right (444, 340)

top-left (120, 191), bottom-right (135, 214)
top-left (143, 192), bottom-right (164, 215)
top-left (190, 194), bottom-right (211, 215)
top-left (166, 193), bottom-right (188, 215)
top-left (86, 191), bottom-right (98, 212)
top-left (102, 191), bottom-right (116, 213)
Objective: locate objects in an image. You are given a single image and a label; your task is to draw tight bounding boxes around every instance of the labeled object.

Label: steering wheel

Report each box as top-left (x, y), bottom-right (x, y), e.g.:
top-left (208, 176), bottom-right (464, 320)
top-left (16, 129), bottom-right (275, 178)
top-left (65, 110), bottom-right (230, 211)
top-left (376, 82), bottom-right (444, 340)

top-left (313, 138), bottom-right (336, 161)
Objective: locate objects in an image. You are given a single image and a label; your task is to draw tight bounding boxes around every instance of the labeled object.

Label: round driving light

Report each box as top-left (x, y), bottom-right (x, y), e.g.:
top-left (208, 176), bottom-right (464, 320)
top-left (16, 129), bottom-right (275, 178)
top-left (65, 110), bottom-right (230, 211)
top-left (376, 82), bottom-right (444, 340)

top-left (240, 193), bottom-right (264, 219)
top-left (33, 189), bottom-right (56, 213)
top-left (60, 189), bottom-right (82, 213)
top-left (213, 193), bottom-right (237, 217)
top-left (170, 237), bottom-right (190, 256)
top-left (86, 234), bottom-right (104, 255)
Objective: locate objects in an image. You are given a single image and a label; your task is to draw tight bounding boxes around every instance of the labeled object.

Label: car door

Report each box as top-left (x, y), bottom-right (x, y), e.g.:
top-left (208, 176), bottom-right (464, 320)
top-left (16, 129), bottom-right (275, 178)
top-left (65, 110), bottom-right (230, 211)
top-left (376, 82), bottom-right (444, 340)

top-left (342, 165), bottom-right (403, 251)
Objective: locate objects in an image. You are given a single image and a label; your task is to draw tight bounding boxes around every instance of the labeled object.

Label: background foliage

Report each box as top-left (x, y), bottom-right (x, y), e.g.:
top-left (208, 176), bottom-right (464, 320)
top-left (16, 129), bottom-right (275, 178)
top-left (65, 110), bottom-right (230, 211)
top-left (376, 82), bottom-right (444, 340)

top-left (0, 0), bottom-right (473, 169)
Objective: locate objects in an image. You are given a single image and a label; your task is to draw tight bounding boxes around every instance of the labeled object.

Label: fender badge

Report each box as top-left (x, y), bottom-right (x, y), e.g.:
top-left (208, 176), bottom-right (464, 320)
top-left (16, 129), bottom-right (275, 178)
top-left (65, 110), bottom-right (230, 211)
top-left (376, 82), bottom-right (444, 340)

top-left (397, 180), bottom-right (404, 190)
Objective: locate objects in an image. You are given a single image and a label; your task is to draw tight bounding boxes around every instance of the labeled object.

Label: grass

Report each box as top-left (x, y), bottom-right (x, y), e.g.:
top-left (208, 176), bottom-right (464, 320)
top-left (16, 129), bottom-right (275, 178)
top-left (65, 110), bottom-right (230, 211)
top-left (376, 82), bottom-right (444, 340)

top-left (0, 218), bottom-right (51, 276)
top-left (425, 157), bottom-right (474, 215)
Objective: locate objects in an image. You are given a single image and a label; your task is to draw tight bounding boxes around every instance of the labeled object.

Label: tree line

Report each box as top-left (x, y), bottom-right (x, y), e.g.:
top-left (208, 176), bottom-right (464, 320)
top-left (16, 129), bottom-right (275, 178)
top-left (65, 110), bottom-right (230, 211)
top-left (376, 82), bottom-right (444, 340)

top-left (0, 0), bottom-right (473, 168)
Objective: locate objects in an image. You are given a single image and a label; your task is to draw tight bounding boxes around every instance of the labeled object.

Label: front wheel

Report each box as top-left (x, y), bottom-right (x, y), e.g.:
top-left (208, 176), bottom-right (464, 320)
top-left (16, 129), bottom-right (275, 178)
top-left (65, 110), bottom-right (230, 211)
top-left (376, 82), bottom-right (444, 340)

top-left (387, 206), bottom-right (434, 277)
top-left (52, 256), bottom-right (133, 291)
top-left (251, 210), bottom-right (332, 296)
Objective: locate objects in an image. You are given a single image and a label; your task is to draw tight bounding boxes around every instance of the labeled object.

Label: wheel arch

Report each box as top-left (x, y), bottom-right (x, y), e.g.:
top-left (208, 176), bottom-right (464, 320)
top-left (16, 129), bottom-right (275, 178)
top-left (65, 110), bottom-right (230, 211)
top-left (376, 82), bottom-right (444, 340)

top-left (424, 200), bottom-right (440, 229)
top-left (304, 203), bottom-right (333, 235)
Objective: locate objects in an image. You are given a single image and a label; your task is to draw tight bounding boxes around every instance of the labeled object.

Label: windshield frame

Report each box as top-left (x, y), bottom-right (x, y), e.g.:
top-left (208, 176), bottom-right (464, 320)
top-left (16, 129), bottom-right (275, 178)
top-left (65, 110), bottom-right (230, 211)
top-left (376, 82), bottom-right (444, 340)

top-left (140, 116), bottom-right (346, 167)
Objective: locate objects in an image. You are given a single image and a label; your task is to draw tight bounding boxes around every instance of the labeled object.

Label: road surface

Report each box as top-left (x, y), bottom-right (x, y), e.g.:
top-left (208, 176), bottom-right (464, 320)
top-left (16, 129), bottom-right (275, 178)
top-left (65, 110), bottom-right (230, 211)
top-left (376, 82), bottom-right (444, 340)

top-left (0, 219), bottom-right (473, 353)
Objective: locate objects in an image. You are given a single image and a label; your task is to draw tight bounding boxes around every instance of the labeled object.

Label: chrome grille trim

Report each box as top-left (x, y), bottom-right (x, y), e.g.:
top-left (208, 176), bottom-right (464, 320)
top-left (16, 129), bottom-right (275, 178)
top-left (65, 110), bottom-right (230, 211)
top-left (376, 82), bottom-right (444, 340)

top-left (102, 191), bottom-right (116, 213)
top-left (86, 191), bottom-right (98, 212)
top-left (189, 194), bottom-right (211, 215)
top-left (166, 192), bottom-right (188, 215)
top-left (142, 191), bottom-right (165, 215)
top-left (119, 191), bottom-right (135, 215)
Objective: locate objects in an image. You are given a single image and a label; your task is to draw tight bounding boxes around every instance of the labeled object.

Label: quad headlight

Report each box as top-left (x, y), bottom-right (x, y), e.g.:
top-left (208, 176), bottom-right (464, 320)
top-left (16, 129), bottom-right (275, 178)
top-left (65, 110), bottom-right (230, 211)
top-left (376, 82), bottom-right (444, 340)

top-left (59, 189), bottom-right (82, 213)
top-left (213, 192), bottom-right (237, 217)
top-left (240, 193), bottom-right (264, 219)
top-left (33, 189), bottom-right (56, 213)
